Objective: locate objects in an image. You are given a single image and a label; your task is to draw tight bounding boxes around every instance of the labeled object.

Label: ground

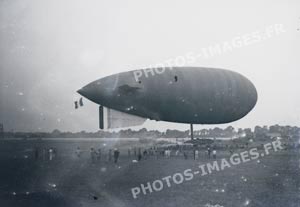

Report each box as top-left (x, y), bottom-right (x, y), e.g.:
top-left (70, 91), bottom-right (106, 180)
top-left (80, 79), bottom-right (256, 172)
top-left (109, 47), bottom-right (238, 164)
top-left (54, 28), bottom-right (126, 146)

top-left (0, 139), bottom-right (299, 207)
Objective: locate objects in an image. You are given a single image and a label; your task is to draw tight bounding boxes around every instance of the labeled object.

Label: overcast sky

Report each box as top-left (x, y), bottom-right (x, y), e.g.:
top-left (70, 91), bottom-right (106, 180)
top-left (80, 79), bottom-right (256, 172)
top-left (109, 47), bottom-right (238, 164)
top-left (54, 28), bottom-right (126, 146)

top-left (0, 0), bottom-right (299, 132)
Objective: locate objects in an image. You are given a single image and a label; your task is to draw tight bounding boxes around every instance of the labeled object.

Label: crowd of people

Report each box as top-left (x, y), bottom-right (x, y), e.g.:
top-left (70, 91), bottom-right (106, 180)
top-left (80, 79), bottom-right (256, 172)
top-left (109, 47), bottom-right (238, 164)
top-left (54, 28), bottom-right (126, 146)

top-left (33, 147), bottom-right (57, 161)
top-left (88, 147), bottom-right (120, 163)
top-left (125, 145), bottom-right (219, 161)
top-left (30, 144), bottom-right (221, 164)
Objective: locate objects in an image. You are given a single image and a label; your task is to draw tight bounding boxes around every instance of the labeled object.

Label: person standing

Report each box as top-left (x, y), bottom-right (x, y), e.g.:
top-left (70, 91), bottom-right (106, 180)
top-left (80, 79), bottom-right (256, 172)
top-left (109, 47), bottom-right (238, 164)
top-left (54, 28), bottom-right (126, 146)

top-left (193, 149), bottom-right (196, 160)
top-left (138, 149), bottom-right (142, 161)
top-left (195, 150), bottom-right (199, 160)
top-left (143, 149), bottom-right (148, 159)
top-left (42, 148), bottom-right (47, 161)
top-left (49, 148), bottom-right (54, 161)
top-left (114, 148), bottom-right (120, 164)
top-left (212, 149), bottom-right (217, 159)
top-left (207, 147), bottom-right (211, 159)
top-left (128, 148), bottom-right (131, 158)
top-left (175, 150), bottom-right (179, 157)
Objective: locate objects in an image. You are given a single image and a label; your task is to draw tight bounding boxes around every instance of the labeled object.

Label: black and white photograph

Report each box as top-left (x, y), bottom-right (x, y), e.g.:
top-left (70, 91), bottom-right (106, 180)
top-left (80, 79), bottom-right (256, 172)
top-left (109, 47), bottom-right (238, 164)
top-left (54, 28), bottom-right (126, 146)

top-left (0, 0), bottom-right (299, 207)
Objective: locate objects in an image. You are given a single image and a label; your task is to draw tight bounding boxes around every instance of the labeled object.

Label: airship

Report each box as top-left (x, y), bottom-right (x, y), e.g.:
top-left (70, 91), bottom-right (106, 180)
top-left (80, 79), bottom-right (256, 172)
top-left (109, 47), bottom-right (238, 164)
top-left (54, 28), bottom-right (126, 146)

top-left (77, 67), bottom-right (257, 135)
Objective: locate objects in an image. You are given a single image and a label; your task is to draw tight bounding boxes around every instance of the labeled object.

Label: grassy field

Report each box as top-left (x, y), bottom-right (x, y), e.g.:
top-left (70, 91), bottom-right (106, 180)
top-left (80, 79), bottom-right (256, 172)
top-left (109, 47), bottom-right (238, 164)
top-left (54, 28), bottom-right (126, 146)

top-left (0, 139), bottom-right (299, 207)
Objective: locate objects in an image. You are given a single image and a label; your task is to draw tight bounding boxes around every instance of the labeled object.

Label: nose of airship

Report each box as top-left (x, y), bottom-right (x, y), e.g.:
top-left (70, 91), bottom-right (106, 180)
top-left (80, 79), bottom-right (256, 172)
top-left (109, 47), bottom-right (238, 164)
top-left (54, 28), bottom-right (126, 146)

top-left (77, 78), bottom-right (115, 105)
top-left (77, 73), bottom-right (122, 104)
top-left (77, 88), bottom-right (86, 97)
top-left (77, 82), bottom-right (99, 102)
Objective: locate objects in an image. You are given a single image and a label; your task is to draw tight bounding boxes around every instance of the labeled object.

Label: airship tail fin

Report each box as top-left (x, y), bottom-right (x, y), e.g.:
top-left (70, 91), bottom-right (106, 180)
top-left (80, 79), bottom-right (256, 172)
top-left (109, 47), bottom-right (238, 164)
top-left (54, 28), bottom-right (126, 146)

top-left (99, 106), bottom-right (146, 130)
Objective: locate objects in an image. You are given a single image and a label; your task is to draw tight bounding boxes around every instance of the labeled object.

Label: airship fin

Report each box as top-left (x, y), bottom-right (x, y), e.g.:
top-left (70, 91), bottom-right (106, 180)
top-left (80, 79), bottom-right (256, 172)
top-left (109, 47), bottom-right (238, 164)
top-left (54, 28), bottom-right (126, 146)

top-left (99, 106), bottom-right (146, 130)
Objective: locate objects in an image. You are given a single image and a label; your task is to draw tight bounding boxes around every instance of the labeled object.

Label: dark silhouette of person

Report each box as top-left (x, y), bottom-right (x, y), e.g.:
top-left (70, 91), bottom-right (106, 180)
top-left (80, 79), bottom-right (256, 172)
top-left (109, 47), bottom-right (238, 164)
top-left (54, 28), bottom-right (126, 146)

top-left (138, 153), bottom-right (142, 161)
top-left (74, 101), bottom-right (78, 109)
top-left (114, 148), bottom-right (120, 164)
top-left (207, 147), bottom-right (211, 158)
top-left (138, 148), bottom-right (142, 161)
top-left (143, 150), bottom-right (147, 159)
top-left (79, 97), bottom-right (83, 106)
top-left (174, 76), bottom-right (178, 82)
